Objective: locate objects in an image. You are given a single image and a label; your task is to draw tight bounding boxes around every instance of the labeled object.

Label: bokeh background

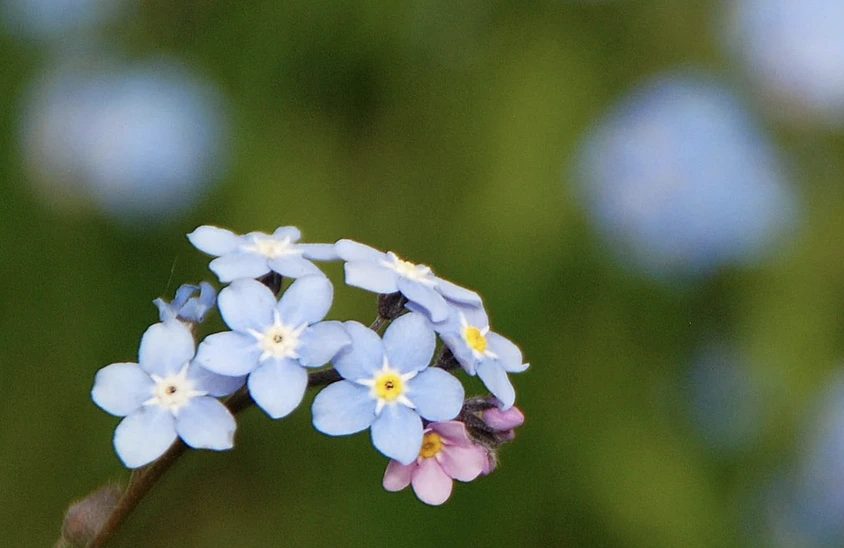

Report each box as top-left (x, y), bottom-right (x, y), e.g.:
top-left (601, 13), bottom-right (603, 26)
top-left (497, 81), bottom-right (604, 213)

top-left (3, 1), bottom-right (844, 546)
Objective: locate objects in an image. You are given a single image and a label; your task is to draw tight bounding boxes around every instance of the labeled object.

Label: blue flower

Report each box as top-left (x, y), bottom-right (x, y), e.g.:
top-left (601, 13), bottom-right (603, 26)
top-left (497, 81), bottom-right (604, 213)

top-left (153, 282), bottom-right (216, 324)
top-left (575, 72), bottom-right (799, 278)
top-left (729, 0), bottom-right (844, 126)
top-left (188, 225), bottom-right (338, 283)
top-left (194, 275), bottom-right (351, 419)
top-left (334, 239), bottom-right (482, 323)
top-left (91, 321), bottom-right (244, 468)
top-left (429, 303), bottom-right (528, 409)
top-left (311, 312), bottom-right (465, 465)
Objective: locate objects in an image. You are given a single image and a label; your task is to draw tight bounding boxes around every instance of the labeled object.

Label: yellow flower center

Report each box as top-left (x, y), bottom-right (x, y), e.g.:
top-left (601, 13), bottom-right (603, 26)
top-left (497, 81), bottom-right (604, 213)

top-left (464, 326), bottom-right (487, 353)
top-left (374, 373), bottom-right (404, 401)
top-left (419, 432), bottom-right (443, 459)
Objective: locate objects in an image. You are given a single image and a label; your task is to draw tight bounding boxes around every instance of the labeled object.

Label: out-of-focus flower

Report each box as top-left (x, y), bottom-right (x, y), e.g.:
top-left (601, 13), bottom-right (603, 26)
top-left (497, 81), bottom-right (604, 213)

top-left (153, 282), bottom-right (217, 324)
top-left (727, 0), bottom-right (844, 127)
top-left (188, 225), bottom-right (337, 283)
top-left (334, 239), bottom-right (482, 323)
top-left (312, 313), bottom-right (465, 465)
top-left (195, 276), bottom-right (350, 419)
top-left (775, 374), bottom-right (844, 545)
top-left (2, 0), bottom-right (126, 41)
top-left (574, 72), bottom-right (799, 279)
top-left (686, 342), bottom-right (766, 455)
top-left (425, 303), bottom-right (528, 409)
top-left (21, 58), bottom-right (228, 225)
top-left (383, 421), bottom-right (487, 505)
top-left (91, 321), bottom-right (243, 468)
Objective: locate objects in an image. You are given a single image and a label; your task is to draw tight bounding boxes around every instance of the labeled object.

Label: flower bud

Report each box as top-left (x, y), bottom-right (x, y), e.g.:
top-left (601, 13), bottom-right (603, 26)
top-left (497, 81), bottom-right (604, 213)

top-left (61, 485), bottom-right (121, 546)
top-left (482, 405), bottom-right (525, 432)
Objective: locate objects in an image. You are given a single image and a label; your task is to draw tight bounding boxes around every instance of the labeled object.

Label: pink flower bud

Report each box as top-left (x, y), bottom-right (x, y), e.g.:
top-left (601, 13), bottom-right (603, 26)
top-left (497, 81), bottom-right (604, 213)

top-left (483, 405), bottom-right (524, 432)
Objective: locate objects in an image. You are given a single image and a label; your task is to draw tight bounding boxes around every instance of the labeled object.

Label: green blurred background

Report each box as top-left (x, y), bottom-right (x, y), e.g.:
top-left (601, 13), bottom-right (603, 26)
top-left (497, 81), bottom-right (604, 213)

top-left (3, 1), bottom-right (844, 546)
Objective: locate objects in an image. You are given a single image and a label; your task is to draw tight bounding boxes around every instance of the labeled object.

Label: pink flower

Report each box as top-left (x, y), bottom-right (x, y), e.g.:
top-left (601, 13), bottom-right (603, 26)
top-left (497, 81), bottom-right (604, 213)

top-left (382, 421), bottom-right (487, 505)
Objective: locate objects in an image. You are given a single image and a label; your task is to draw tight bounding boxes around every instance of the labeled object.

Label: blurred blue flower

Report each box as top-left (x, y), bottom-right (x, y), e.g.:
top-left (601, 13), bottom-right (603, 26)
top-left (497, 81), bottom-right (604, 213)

top-left (334, 239), bottom-right (482, 323)
top-left (153, 282), bottom-right (217, 324)
top-left (188, 225), bottom-right (337, 283)
top-left (21, 58), bottom-right (228, 224)
top-left (783, 374), bottom-right (844, 545)
top-left (91, 321), bottom-right (243, 468)
top-left (574, 73), bottom-right (799, 279)
top-left (728, 0), bottom-right (844, 127)
top-left (422, 302), bottom-right (528, 409)
top-left (312, 313), bottom-right (465, 465)
top-left (195, 276), bottom-right (350, 419)
top-left (2, 0), bottom-right (126, 41)
top-left (686, 342), bottom-right (765, 455)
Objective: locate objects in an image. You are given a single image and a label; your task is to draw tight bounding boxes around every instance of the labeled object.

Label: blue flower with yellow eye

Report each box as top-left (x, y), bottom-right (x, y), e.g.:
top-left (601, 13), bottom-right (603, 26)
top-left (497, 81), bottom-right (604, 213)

top-left (425, 302), bottom-right (528, 409)
top-left (312, 312), bottom-right (465, 465)
top-left (334, 239), bottom-right (482, 323)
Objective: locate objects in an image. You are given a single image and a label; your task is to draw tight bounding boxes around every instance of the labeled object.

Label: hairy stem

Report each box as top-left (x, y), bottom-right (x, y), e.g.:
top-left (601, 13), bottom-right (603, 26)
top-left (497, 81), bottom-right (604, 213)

top-left (87, 366), bottom-right (342, 548)
top-left (87, 315), bottom-right (382, 546)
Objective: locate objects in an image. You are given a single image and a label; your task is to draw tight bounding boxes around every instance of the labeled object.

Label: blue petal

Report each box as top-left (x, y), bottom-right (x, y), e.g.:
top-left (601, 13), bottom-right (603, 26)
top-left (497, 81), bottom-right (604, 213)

top-left (457, 302), bottom-right (490, 329)
top-left (218, 279), bottom-right (276, 333)
top-left (176, 282), bottom-right (217, 323)
top-left (334, 239), bottom-right (385, 262)
top-left (138, 322), bottom-right (196, 377)
top-left (371, 405), bottom-right (423, 465)
top-left (312, 381), bottom-right (376, 435)
top-left (332, 321), bottom-right (384, 380)
top-left (171, 284), bottom-right (199, 310)
top-left (486, 333), bottom-right (529, 373)
top-left (187, 226), bottom-right (240, 256)
top-left (272, 226), bottom-right (302, 242)
top-left (186, 362), bottom-right (246, 397)
top-left (435, 277), bottom-right (483, 306)
top-left (298, 321), bottom-right (352, 368)
top-left (268, 255), bottom-right (323, 278)
top-left (477, 360), bottom-right (516, 409)
top-left (382, 312), bottom-right (435, 374)
top-left (248, 359), bottom-right (308, 419)
top-left (209, 252), bottom-right (270, 283)
top-left (440, 333), bottom-right (478, 375)
top-left (344, 262), bottom-right (399, 293)
top-left (397, 278), bottom-right (449, 323)
top-left (92, 363), bottom-right (153, 416)
top-left (278, 275), bottom-right (333, 326)
top-left (407, 368), bottom-right (465, 421)
top-left (300, 243), bottom-right (339, 261)
top-left (195, 331), bottom-right (260, 376)
top-left (175, 397), bottom-right (236, 450)
top-left (113, 407), bottom-right (177, 468)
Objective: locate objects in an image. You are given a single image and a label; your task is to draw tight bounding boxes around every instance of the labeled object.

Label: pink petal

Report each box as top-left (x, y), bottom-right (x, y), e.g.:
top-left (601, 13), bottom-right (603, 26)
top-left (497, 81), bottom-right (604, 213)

top-left (411, 458), bottom-right (453, 505)
top-left (383, 460), bottom-right (415, 492)
top-left (483, 406), bottom-right (525, 431)
top-left (439, 444), bottom-right (487, 482)
top-left (430, 421), bottom-right (473, 447)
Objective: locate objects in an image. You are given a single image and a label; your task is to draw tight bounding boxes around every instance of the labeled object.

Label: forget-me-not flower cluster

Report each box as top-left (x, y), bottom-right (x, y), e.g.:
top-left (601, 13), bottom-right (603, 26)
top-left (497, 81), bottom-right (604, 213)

top-left (91, 224), bottom-right (527, 505)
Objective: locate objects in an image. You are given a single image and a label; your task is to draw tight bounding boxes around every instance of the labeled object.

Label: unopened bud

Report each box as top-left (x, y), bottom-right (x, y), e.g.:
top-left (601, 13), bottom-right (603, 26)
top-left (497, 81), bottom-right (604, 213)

top-left (482, 405), bottom-right (525, 432)
top-left (61, 485), bottom-right (121, 546)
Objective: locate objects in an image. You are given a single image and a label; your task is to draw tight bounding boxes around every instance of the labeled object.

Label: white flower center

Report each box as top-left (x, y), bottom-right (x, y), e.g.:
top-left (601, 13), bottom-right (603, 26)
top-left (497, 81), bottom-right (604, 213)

top-left (241, 235), bottom-right (303, 260)
top-left (249, 310), bottom-right (306, 361)
top-left (357, 358), bottom-right (418, 415)
top-left (145, 362), bottom-right (206, 415)
top-left (382, 252), bottom-right (436, 285)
